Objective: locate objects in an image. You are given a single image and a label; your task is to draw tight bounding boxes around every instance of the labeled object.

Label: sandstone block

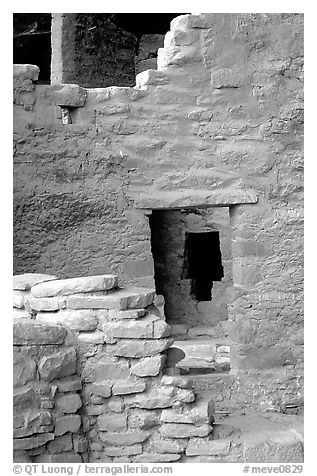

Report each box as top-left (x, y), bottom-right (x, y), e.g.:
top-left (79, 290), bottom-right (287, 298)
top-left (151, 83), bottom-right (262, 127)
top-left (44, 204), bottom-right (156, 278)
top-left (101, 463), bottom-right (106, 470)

top-left (13, 387), bottom-right (36, 410)
top-left (128, 409), bottom-right (160, 430)
top-left (109, 338), bottom-right (174, 358)
top-left (14, 409), bottom-right (51, 430)
top-left (153, 320), bottom-right (171, 338)
top-left (133, 453), bottom-right (181, 462)
top-left (13, 424), bottom-right (53, 438)
top-left (31, 274), bottom-right (118, 297)
top-left (13, 433), bottom-right (54, 450)
top-left (29, 297), bottom-right (66, 312)
top-left (13, 64), bottom-right (40, 81)
top-left (97, 413), bottom-right (127, 432)
top-left (38, 348), bottom-right (77, 381)
top-left (73, 435), bottom-right (88, 453)
top-left (86, 405), bottom-right (105, 416)
top-left (47, 83), bottom-right (87, 107)
top-left (54, 415), bottom-right (81, 436)
top-left (112, 380), bottom-right (146, 395)
top-left (13, 308), bottom-right (31, 319)
top-left (78, 331), bottom-right (104, 344)
top-left (52, 375), bottom-right (82, 392)
top-left (83, 361), bottom-right (129, 382)
top-left (91, 381), bottom-right (112, 398)
top-left (125, 387), bottom-right (177, 409)
top-left (13, 273), bottom-right (57, 290)
top-left (66, 287), bottom-right (155, 310)
top-left (47, 434), bottom-right (73, 453)
top-left (13, 290), bottom-right (28, 309)
top-left (103, 445), bottom-right (142, 457)
top-left (107, 397), bottom-right (124, 413)
top-left (161, 375), bottom-right (193, 389)
top-left (159, 423), bottom-right (212, 439)
top-left (13, 319), bottom-right (66, 345)
top-left (56, 309), bottom-right (98, 331)
top-left (102, 318), bottom-right (153, 339)
top-left (55, 393), bottom-right (82, 413)
top-left (130, 355), bottom-right (166, 377)
top-left (13, 354), bottom-right (37, 387)
top-left (186, 438), bottom-right (231, 456)
top-left (160, 399), bottom-right (214, 426)
top-left (34, 453), bottom-right (82, 463)
top-left (151, 436), bottom-right (188, 454)
top-left (100, 430), bottom-right (150, 446)
top-left (106, 309), bottom-right (146, 320)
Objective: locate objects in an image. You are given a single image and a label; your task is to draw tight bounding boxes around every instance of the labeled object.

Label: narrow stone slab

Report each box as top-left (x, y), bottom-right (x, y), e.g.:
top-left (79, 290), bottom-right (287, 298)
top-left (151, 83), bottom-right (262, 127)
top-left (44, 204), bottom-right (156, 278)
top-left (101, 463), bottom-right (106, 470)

top-left (108, 338), bottom-right (174, 358)
top-left (13, 319), bottom-right (66, 345)
top-left (125, 386), bottom-right (188, 409)
top-left (66, 287), bottom-right (155, 310)
top-left (161, 375), bottom-right (193, 389)
top-left (103, 445), bottom-right (142, 457)
top-left (31, 274), bottom-right (118, 298)
top-left (30, 297), bottom-right (66, 311)
top-left (107, 309), bottom-right (146, 320)
top-left (13, 308), bottom-right (31, 319)
top-left (13, 433), bottom-right (54, 450)
top-left (151, 436), bottom-right (187, 454)
top-left (91, 381), bottom-right (112, 398)
top-left (112, 379), bottom-right (146, 395)
top-left (78, 331), bottom-right (104, 344)
top-left (48, 84), bottom-right (87, 107)
top-left (52, 375), bottom-right (82, 392)
top-left (130, 355), bottom-right (165, 377)
top-left (132, 453), bottom-right (181, 462)
top-left (13, 273), bottom-right (58, 291)
top-left (186, 438), bottom-right (231, 456)
top-left (100, 430), bottom-right (150, 446)
top-left (159, 423), bottom-right (212, 438)
top-left (42, 309), bottom-right (98, 331)
top-left (13, 290), bottom-right (29, 308)
top-left (101, 318), bottom-right (154, 339)
top-left (97, 413), bottom-right (127, 432)
top-left (160, 399), bottom-right (214, 425)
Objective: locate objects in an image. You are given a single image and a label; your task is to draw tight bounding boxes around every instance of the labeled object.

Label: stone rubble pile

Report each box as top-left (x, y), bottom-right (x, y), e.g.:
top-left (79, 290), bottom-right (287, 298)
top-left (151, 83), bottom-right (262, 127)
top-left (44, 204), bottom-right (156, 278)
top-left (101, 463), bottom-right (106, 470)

top-left (13, 272), bottom-right (223, 463)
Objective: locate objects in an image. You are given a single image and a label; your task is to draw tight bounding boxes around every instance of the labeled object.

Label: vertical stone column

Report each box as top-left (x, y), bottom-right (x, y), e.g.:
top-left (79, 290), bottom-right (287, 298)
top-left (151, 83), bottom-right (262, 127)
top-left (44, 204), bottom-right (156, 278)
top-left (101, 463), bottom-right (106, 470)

top-left (51, 13), bottom-right (77, 85)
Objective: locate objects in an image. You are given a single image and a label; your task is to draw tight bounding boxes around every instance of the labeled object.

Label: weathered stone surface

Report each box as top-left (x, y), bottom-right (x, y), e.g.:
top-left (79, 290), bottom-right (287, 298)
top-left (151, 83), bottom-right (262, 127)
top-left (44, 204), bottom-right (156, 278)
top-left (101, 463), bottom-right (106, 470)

top-left (47, 84), bottom-right (87, 107)
top-left (128, 409), bottom-right (161, 430)
top-left (66, 287), bottom-right (155, 310)
top-left (103, 445), bottom-right (142, 457)
top-left (109, 338), bottom-right (174, 358)
top-left (13, 424), bottom-right (53, 438)
top-left (159, 423), bottom-right (212, 438)
top-left (168, 340), bottom-right (218, 370)
top-left (54, 414), bottom-right (81, 435)
top-left (13, 432), bottom-right (54, 450)
top-left (161, 375), bottom-right (193, 389)
top-left (153, 320), bottom-right (171, 338)
top-left (186, 438), bottom-right (231, 456)
top-left (82, 360), bottom-right (129, 382)
top-left (13, 354), bottom-right (37, 387)
top-left (47, 434), bottom-right (73, 453)
top-left (78, 331), bottom-right (104, 344)
top-left (130, 355), bottom-right (166, 377)
top-left (151, 436), bottom-right (188, 454)
top-left (31, 274), bottom-right (117, 297)
top-left (97, 413), bottom-right (127, 431)
top-left (125, 386), bottom-right (191, 409)
top-left (13, 64), bottom-right (40, 81)
top-left (14, 409), bottom-right (51, 430)
top-left (112, 379), bottom-right (146, 395)
top-left (38, 348), bottom-right (77, 381)
top-left (34, 453), bottom-right (82, 463)
top-left (100, 430), bottom-right (150, 446)
top-left (13, 273), bottom-right (57, 290)
top-left (106, 309), bottom-right (146, 320)
top-left (73, 435), bottom-right (88, 453)
top-left (50, 309), bottom-right (98, 331)
top-left (133, 452), bottom-right (181, 462)
top-left (52, 375), bottom-right (82, 392)
top-left (13, 319), bottom-right (66, 345)
top-left (13, 386), bottom-right (36, 410)
top-left (160, 399), bottom-right (214, 425)
top-left (13, 308), bottom-right (30, 319)
top-left (55, 393), bottom-right (82, 413)
top-left (29, 297), bottom-right (66, 311)
top-left (91, 381), bottom-right (112, 398)
top-left (13, 290), bottom-right (28, 308)
top-left (102, 318), bottom-right (153, 339)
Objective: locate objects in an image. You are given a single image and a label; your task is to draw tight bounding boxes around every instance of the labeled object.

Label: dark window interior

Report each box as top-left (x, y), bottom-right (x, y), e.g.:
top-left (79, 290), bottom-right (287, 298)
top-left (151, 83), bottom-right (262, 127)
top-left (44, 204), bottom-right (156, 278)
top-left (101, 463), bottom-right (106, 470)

top-left (182, 231), bottom-right (224, 301)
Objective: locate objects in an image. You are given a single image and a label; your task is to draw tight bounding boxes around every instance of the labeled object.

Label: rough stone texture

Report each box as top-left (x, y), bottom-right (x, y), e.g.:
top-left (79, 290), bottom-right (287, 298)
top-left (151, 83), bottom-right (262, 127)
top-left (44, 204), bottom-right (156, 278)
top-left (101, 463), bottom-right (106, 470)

top-left (38, 348), bottom-right (77, 381)
top-left (14, 273), bottom-right (58, 290)
top-left (100, 430), bottom-right (150, 446)
top-left (13, 319), bottom-right (66, 345)
top-left (31, 274), bottom-right (118, 297)
top-left (109, 338), bottom-right (174, 358)
top-left (55, 393), bottom-right (82, 413)
top-left (160, 423), bottom-right (212, 438)
top-left (130, 355), bottom-right (166, 377)
top-left (54, 415), bottom-right (81, 436)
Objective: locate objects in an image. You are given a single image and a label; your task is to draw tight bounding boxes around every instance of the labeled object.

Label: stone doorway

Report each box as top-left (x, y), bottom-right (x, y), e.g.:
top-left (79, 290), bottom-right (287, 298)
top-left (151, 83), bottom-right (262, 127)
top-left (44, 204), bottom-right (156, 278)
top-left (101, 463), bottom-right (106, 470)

top-left (149, 207), bottom-right (233, 375)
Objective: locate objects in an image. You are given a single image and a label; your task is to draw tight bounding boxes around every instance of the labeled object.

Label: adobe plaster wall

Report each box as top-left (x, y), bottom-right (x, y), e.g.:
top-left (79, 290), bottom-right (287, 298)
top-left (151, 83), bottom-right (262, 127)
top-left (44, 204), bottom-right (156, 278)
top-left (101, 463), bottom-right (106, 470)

top-left (13, 13), bottom-right (304, 410)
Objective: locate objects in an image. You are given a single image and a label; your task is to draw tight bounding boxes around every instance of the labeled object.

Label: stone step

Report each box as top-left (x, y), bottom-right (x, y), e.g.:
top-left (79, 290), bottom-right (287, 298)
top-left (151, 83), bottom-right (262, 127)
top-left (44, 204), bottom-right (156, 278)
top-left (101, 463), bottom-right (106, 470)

top-left (31, 274), bottom-right (118, 298)
top-left (66, 287), bottom-right (155, 310)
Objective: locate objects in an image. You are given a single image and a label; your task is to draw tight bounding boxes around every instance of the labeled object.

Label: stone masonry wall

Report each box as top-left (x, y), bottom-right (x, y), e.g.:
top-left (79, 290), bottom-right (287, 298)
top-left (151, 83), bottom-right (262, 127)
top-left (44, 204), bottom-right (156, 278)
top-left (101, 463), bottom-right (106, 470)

top-left (13, 13), bottom-right (304, 411)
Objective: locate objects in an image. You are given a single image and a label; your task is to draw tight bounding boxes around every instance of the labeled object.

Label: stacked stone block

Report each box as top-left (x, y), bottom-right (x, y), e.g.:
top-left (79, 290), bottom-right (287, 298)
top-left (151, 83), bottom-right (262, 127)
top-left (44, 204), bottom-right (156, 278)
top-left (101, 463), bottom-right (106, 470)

top-left (13, 272), bottom-right (221, 463)
top-left (13, 317), bottom-right (84, 463)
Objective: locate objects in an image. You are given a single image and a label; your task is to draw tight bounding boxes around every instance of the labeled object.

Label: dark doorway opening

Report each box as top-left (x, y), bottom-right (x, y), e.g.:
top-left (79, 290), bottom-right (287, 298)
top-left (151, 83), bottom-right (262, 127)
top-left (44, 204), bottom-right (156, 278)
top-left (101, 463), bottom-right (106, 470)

top-left (182, 231), bottom-right (224, 301)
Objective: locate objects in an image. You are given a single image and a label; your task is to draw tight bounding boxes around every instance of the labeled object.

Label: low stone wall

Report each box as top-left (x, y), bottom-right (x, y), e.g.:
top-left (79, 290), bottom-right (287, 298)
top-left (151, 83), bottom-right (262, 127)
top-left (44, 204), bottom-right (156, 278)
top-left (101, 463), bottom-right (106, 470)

top-left (13, 272), bottom-right (219, 463)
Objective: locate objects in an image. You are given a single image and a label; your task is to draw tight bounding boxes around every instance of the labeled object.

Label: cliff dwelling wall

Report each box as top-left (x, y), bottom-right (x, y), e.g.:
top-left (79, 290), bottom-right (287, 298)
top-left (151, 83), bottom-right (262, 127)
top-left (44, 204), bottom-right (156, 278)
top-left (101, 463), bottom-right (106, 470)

top-left (13, 13), bottom-right (304, 410)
